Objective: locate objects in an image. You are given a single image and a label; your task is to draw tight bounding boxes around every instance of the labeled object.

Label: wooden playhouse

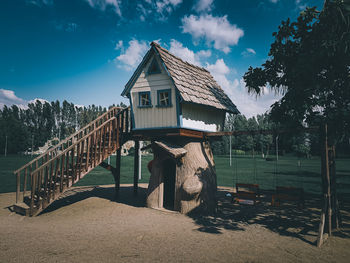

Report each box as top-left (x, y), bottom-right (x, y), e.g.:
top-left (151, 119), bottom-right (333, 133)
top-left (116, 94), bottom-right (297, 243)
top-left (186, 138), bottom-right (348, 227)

top-left (121, 42), bottom-right (239, 213)
top-left (13, 41), bottom-right (239, 217)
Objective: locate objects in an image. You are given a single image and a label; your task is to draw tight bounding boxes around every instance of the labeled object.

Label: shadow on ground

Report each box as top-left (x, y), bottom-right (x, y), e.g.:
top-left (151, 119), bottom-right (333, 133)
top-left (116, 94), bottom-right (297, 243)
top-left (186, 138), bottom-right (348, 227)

top-left (188, 189), bottom-right (350, 246)
top-left (40, 185), bottom-right (148, 215)
top-left (39, 184), bottom-right (350, 246)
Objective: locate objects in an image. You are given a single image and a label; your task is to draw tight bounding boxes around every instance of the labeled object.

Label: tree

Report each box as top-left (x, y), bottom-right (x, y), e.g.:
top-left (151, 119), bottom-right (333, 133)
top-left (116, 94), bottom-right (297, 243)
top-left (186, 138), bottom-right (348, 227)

top-left (243, 0), bottom-right (349, 245)
top-left (244, 0), bottom-right (350, 143)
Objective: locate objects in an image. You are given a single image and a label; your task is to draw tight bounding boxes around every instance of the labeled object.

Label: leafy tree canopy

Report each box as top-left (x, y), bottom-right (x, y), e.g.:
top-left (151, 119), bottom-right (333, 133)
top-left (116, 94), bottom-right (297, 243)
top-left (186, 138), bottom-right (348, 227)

top-left (244, 0), bottom-right (350, 142)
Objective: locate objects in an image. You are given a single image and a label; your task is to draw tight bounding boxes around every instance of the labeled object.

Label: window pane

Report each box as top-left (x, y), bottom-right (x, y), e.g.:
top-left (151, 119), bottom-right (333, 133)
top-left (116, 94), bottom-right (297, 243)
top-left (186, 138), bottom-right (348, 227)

top-left (159, 91), bottom-right (169, 106)
top-left (141, 93), bottom-right (150, 106)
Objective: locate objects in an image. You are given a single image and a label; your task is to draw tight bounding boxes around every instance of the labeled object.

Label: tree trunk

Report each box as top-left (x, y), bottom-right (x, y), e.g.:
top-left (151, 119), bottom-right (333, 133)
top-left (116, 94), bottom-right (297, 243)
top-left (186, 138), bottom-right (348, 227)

top-left (146, 138), bottom-right (217, 214)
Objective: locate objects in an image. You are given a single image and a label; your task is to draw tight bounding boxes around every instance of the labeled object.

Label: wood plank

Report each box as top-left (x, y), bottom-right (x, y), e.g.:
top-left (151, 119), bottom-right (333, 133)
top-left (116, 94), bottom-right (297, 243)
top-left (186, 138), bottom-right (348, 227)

top-left (93, 129), bottom-right (98, 167)
top-left (23, 168), bottom-right (27, 199)
top-left (152, 141), bottom-right (187, 159)
top-left (134, 141), bottom-right (140, 196)
top-left (107, 121), bottom-right (112, 155)
top-left (79, 140), bottom-right (85, 179)
top-left (116, 114), bottom-right (120, 150)
top-left (115, 148), bottom-right (121, 198)
top-left (65, 151), bottom-right (70, 186)
top-left (60, 154), bottom-right (65, 192)
top-left (85, 135), bottom-right (91, 171)
top-left (71, 147), bottom-right (75, 181)
top-left (98, 127), bottom-right (103, 163)
top-left (76, 141), bottom-right (81, 181)
top-left (47, 158), bottom-right (54, 202)
top-left (30, 172), bottom-right (35, 212)
top-left (13, 106), bottom-right (124, 174)
top-left (45, 154), bottom-right (50, 195)
top-left (16, 172), bottom-right (20, 203)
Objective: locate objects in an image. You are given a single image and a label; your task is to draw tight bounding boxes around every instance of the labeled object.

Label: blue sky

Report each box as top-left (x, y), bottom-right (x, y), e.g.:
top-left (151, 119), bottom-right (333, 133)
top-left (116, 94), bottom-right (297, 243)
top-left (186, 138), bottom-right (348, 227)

top-left (0, 0), bottom-right (323, 117)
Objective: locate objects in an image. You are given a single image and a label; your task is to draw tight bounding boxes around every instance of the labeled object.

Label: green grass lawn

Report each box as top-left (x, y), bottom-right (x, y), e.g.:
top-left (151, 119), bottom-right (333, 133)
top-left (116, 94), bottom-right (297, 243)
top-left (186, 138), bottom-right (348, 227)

top-left (1, 154), bottom-right (349, 194)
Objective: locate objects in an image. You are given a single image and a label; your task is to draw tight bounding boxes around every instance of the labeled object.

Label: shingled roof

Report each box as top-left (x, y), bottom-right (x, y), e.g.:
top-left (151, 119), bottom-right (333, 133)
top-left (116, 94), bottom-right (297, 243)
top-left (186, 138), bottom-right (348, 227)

top-left (122, 42), bottom-right (239, 114)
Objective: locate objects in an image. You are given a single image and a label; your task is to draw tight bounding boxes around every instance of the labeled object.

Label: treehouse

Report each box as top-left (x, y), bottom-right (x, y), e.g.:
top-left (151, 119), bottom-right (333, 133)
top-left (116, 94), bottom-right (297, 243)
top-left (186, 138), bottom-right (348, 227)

top-left (12, 42), bottom-right (239, 217)
top-left (122, 42), bottom-right (240, 214)
top-left (121, 41), bottom-right (239, 138)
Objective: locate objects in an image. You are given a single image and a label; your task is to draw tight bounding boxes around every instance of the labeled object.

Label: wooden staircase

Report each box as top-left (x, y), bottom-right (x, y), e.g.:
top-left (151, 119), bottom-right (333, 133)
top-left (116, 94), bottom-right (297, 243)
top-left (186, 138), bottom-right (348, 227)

top-left (13, 106), bottom-right (131, 216)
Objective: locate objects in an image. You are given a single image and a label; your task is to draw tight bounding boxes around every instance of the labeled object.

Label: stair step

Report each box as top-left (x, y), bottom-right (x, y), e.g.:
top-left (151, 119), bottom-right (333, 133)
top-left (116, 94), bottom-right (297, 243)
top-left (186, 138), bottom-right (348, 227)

top-left (13, 202), bottom-right (30, 216)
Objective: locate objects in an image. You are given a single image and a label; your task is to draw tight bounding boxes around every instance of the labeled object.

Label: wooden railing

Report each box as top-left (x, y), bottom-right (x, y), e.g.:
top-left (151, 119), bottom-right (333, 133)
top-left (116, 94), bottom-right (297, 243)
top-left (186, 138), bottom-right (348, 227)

top-left (14, 106), bottom-right (131, 216)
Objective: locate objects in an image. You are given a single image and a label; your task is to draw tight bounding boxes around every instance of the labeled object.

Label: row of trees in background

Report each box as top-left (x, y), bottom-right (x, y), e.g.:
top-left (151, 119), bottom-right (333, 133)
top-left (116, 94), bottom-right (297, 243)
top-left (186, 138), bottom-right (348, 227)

top-left (211, 113), bottom-right (350, 158)
top-left (0, 100), bottom-right (126, 154)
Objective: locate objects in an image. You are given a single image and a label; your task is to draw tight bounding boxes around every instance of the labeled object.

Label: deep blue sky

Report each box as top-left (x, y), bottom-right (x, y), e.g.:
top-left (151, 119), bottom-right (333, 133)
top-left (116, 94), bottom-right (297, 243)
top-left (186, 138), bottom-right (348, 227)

top-left (0, 0), bottom-right (323, 117)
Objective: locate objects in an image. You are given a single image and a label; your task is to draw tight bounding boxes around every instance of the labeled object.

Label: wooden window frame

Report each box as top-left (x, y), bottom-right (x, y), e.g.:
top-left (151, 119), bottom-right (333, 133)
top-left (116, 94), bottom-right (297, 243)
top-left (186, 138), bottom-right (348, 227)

top-left (157, 89), bottom-right (172, 108)
top-left (138, 91), bottom-right (152, 108)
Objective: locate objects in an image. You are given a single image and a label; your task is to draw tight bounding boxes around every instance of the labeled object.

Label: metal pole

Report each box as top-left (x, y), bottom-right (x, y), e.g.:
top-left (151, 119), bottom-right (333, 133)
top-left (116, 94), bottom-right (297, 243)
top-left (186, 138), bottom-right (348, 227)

top-left (276, 135), bottom-right (279, 161)
top-left (108, 155), bottom-right (110, 165)
top-left (229, 136), bottom-right (232, 167)
top-left (4, 135), bottom-right (7, 157)
top-left (138, 141), bottom-right (142, 180)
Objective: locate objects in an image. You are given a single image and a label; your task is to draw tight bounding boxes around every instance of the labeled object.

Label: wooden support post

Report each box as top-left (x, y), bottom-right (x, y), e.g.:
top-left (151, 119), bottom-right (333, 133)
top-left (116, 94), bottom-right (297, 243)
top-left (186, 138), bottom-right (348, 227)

top-left (115, 148), bottom-right (121, 199)
top-left (134, 140), bottom-right (140, 196)
top-left (16, 172), bottom-right (20, 203)
top-left (23, 168), bottom-right (27, 200)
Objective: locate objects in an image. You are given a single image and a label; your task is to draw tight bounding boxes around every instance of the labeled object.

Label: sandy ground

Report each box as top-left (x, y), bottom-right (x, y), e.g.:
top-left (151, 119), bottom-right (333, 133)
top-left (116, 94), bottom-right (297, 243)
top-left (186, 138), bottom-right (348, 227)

top-left (1, 184), bottom-right (350, 263)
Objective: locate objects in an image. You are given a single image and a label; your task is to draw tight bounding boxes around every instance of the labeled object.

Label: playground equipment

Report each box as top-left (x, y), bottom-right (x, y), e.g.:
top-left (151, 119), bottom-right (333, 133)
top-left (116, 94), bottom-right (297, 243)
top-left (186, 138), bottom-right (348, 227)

top-left (219, 125), bottom-right (341, 247)
top-left (13, 107), bottom-right (131, 216)
top-left (13, 42), bottom-right (239, 216)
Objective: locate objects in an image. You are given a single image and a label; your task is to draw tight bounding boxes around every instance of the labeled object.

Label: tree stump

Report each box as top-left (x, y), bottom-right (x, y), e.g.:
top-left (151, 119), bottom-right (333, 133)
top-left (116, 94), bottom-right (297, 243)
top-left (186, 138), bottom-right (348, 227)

top-left (146, 138), bottom-right (217, 214)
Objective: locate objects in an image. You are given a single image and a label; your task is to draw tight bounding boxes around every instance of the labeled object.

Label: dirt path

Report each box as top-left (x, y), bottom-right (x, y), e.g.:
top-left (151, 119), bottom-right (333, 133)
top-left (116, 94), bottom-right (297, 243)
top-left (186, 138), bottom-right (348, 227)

top-left (1, 184), bottom-right (349, 262)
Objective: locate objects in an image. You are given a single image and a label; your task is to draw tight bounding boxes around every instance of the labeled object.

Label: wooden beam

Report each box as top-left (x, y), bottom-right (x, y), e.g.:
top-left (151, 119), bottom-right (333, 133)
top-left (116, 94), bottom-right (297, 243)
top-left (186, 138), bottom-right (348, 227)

top-left (115, 148), bottom-right (121, 199)
top-left (152, 141), bottom-right (187, 159)
top-left (204, 126), bottom-right (319, 137)
top-left (134, 140), bottom-right (140, 196)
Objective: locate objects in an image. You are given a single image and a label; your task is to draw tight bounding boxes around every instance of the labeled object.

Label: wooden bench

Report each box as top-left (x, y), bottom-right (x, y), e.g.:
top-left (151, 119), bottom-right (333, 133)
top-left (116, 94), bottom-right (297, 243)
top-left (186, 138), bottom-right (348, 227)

top-left (271, 186), bottom-right (304, 208)
top-left (234, 183), bottom-right (259, 205)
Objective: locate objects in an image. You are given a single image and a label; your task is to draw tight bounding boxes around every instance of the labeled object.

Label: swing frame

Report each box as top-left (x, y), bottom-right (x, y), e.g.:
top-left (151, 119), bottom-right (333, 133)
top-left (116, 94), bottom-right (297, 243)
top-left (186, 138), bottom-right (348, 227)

top-left (211, 125), bottom-right (341, 247)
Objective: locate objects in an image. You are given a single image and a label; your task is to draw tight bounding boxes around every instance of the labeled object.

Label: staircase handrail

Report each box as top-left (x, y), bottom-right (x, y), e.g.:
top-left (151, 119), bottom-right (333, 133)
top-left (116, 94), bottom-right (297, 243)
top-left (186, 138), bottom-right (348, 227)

top-left (30, 116), bottom-right (117, 175)
top-left (14, 106), bottom-right (125, 174)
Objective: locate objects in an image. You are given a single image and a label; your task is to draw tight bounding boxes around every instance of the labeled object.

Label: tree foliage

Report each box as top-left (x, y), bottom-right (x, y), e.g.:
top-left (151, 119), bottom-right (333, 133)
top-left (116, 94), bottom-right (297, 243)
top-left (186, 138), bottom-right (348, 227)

top-left (0, 100), bottom-right (126, 154)
top-left (244, 0), bottom-right (350, 142)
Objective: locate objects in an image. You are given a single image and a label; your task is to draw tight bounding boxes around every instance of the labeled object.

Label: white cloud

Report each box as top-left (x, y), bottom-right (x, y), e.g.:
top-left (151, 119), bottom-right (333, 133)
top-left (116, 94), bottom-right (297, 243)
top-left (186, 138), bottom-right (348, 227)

top-left (115, 40), bottom-right (123, 50)
top-left (0, 90), bottom-right (51, 110)
top-left (0, 90), bottom-right (87, 110)
top-left (115, 39), bottom-right (149, 71)
top-left (86, 0), bottom-right (122, 16)
top-left (246, 48), bottom-right (256, 55)
top-left (193, 0), bottom-right (214, 12)
top-left (28, 98), bottom-right (49, 105)
top-left (181, 14), bottom-right (244, 53)
top-left (241, 48), bottom-right (256, 57)
top-left (137, 0), bottom-right (182, 22)
top-left (169, 39), bottom-right (211, 66)
top-left (26, 0), bottom-right (53, 6)
top-left (156, 0), bottom-right (182, 18)
top-left (205, 60), bottom-right (281, 118)
top-left (0, 89), bottom-right (27, 109)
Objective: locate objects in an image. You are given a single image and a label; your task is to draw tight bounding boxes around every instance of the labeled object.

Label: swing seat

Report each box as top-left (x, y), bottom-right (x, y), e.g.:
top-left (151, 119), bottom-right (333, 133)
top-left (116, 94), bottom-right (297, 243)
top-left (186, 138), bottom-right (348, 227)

top-left (271, 186), bottom-right (305, 208)
top-left (234, 183), bottom-right (259, 205)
